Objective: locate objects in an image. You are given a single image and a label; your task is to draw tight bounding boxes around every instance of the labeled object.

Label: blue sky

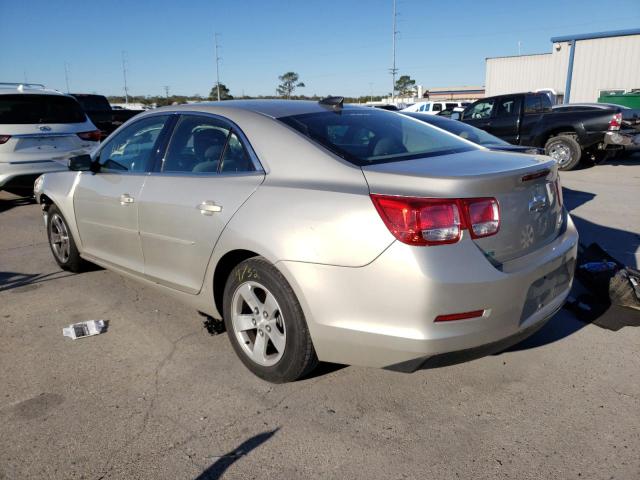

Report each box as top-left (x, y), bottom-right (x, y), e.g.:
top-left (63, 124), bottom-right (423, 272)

top-left (1, 0), bottom-right (639, 98)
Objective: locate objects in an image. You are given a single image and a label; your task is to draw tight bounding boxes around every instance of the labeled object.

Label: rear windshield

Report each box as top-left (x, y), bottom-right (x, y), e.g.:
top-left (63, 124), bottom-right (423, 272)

top-left (72, 94), bottom-right (111, 112)
top-left (0, 94), bottom-right (86, 124)
top-left (278, 108), bottom-right (475, 166)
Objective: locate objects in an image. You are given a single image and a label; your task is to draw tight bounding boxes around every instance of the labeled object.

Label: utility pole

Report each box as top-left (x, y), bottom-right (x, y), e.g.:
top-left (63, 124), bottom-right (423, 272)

top-left (518, 40), bottom-right (522, 55)
top-left (214, 32), bottom-right (222, 101)
top-left (121, 51), bottom-right (129, 106)
top-left (163, 85), bottom-right (170, 104)
top-left (369, 82), bottom-right (374, 103)
top-left (390, 0), bottom-right (398, 104)
top-left (64, 62), bottom-right (70, 93)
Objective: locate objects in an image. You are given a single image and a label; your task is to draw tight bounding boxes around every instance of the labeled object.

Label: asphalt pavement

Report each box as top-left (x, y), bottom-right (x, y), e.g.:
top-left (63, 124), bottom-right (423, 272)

top-left (1, 156), bottom-right (639, 480)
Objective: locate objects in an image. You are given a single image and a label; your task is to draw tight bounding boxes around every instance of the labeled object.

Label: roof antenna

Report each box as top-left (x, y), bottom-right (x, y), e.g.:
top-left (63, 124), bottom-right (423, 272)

top-left (319, 96), bottom-right (344, 111)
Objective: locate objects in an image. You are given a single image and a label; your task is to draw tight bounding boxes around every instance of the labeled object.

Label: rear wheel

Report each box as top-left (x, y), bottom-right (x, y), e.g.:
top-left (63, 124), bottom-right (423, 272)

top-left (223, 257), bottom-right (317, 383)
top-left (545, 135), bottom-right (582, 171)
top-left (47, 204), bottom-right (85, 272)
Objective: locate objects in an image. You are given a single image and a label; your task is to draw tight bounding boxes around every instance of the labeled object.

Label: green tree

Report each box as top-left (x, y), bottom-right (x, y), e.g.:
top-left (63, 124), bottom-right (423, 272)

top-left (395, 75), bottom-right (416, 97)
top-left (277, 72), bottom-right (305, 98)
top-left (209, 83), bottom-right (233, 100)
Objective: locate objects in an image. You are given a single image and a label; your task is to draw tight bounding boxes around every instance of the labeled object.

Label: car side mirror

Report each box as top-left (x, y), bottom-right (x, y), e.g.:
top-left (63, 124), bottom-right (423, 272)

top-left (68, 154), bottom-right (93, 171)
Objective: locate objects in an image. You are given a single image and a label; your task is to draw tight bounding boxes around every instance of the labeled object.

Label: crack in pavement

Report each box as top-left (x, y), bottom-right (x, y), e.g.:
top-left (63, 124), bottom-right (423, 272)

top-left (95, 330), bottom-right (200, 480)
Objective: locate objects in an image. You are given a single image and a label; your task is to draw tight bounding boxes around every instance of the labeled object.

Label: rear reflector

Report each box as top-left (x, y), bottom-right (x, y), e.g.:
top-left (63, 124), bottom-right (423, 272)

top-left (0, 135), bottom-right (11, 145)
top-left (371, 194), bottom-right (500, 246)
top-left (435, 310), bottom-right (485, 322)
top-left (608, 113), bottom-right (622, 131)
top-left (77, 130), bottom-right (101, 142)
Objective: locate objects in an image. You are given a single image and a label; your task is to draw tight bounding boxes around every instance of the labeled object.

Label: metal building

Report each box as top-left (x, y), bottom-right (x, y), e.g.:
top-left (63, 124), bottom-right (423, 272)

top-left (485, 29), bottom-right (640, 103)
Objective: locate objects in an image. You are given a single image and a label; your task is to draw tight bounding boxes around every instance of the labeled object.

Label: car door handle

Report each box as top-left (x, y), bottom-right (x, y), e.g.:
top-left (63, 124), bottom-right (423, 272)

top-left (197, 201), bottom-right (222, 215)
top-left (120, 193), bottom-right (134, 205)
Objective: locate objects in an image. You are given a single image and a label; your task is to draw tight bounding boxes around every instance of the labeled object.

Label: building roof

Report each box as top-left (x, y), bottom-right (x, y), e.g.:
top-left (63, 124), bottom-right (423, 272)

top-left (551, 28), bottom-right (640, 43)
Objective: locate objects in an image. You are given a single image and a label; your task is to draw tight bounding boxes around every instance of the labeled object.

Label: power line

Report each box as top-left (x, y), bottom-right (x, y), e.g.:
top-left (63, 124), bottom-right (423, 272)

top-left (121, 51), bottom-right (129, 105)
top-left (64, 62), bottom-right (70, 93)
top-left (214, 32), bottom-right (222, 101)
top-left (390, 0), bottom-right (399, 103)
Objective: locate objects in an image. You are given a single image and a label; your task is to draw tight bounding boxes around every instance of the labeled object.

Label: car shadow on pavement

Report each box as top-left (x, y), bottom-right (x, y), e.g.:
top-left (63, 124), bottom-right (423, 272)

top-left (194, 428), bottom-right (279, 480)
top-left (0, 270), bottom-right (74, 292)
top-left (0, 195), bottom-right (35, 213)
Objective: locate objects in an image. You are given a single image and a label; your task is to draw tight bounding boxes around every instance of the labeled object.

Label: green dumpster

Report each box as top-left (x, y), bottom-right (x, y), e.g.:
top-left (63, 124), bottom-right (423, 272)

top-left (598, 90), bottom-right (640, 109)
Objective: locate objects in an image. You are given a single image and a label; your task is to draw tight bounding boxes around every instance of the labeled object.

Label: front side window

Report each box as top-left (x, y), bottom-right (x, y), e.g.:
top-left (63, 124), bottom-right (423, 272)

top-left (0, 94), bottom-right (86, 124)
top-left (279, 108), bottom-right (475, 166)
top-left (445, 103), bottom-right (458, 110)
top-left (463, 100), bottom-right (494, 120)
top-left (432, 103), bottom-right (442, 112)
top-left (97, 115), bottom-right (169, 173)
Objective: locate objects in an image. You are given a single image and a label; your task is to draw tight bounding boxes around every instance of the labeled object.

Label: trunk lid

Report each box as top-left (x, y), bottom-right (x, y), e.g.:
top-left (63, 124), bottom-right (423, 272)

top-left (362, 149), bottom-right (563, 264)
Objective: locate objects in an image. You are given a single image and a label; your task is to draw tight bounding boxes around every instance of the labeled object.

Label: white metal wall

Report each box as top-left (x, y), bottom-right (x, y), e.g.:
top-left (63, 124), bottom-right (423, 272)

top-left (570, 35), bottom-right (640, 102)
top-left (485, 49), bottom-right (569, 97)
top-left (485, 34), bottom-right (640, 102)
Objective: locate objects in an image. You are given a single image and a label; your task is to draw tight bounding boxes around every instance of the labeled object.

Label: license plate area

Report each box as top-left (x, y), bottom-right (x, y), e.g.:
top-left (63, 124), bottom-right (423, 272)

top-left (520, 258), bottom-right (575, 323)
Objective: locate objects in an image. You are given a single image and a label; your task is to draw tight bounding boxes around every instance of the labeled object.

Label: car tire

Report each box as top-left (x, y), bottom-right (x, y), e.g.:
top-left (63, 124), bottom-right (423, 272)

top-left (46, 204), bottom-right (85, 273)
top-left (223, 257), bottom-right (318, 383)
top-left (545, 135), bottom-right (582, 171)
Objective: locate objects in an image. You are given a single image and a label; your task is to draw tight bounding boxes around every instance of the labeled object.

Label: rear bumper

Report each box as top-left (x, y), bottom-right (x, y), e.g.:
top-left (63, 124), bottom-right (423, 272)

top-left (0, 159), bottom-right (67, 190)
top-left (278, 213), bottom-right (578, 370)
top-left (604, 131), bottom-right (639, 147)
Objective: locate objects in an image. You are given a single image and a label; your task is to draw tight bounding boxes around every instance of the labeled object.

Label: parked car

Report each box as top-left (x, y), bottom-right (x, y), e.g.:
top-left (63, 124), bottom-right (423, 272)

top-left (70, 93), bottom-right (144, 140)
top-left (460, 92), bottom-right (640, 170)
top-left (35, 99), bottom-right (578, 382)
top-left (403, 101), bottom-right (471, 114)
top-left (401, 112), bottom-right (544, 154)
top-left (0, 83), bottom-right (100, 196)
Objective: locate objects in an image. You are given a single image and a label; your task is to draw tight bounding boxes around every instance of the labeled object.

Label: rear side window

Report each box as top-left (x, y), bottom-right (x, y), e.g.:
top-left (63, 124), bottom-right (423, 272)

top-left (432, 103), bottom-right (442, 112)
top-left (496, 97), bottom-right (521, 117)
top-left (72, 95), bottom-right (111, 112)
top-left (524, 95), bottom-right (542, 114)
top-left (0, 94), bottom-right (86, 124)
top-left (278, 108), bottom-right (475, 166)
top-left (445, 103), bottom-right (458, 110)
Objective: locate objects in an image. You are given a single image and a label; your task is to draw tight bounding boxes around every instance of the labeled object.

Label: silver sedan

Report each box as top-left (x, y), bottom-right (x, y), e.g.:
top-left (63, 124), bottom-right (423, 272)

top-left (35, 98), bottom-right (578, 382)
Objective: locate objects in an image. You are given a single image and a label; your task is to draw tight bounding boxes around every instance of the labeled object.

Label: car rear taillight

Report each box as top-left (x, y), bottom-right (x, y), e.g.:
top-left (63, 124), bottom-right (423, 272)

top-left (0, 135), bottom-right (11, 145)
top-left (77, 130), bottom-right (101, 142)
top-left (370, 194), bottom-right (500, 246)
top-left (608, 113), bottom-right (622, 131)
top-left (465, 198), bottom-right (500, 238)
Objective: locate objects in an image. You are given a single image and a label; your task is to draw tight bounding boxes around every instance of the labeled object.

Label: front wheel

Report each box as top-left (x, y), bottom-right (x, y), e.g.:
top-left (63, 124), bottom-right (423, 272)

top-left (545, 135), bottom-right (582, 171)
top-left (223, 257), bottom-right (317, 383)
top-left (46, 205), bottom-right (85, 272)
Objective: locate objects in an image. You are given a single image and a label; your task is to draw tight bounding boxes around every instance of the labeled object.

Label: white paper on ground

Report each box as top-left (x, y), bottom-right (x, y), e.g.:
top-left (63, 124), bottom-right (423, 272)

top-left (62, 320), bottom-right (107, 340)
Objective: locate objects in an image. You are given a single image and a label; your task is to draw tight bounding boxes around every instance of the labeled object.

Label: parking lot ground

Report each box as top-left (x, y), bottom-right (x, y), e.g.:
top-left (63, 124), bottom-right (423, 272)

top-left (1, 157), bottom-right (639, 480)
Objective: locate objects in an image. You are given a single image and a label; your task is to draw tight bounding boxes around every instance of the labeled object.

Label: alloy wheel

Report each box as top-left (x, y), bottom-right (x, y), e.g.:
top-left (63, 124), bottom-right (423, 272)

top-left (50, 213), bottom-right (70, 263)
top-left (231, 281), bottom-right (286, 367)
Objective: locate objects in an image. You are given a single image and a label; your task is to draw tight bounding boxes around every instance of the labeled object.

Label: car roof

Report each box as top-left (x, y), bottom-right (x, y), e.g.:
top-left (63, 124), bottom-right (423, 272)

top-left (162, 99), bottom-right (372, 118)
top-left (0, 83), bottom-right (66, 96)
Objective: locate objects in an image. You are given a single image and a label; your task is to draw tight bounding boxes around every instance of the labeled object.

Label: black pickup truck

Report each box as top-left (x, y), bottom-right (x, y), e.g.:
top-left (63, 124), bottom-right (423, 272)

top-left (70, 94), bottom-right (145, 140)
top-left (460, 92), bottom-right (640, 170)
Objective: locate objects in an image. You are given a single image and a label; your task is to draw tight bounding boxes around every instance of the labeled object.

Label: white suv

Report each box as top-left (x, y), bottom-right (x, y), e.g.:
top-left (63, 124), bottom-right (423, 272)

top-left (402, 101), bottom-right (471, 114)
top-left (0, 83), bottom-right (100, 195)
